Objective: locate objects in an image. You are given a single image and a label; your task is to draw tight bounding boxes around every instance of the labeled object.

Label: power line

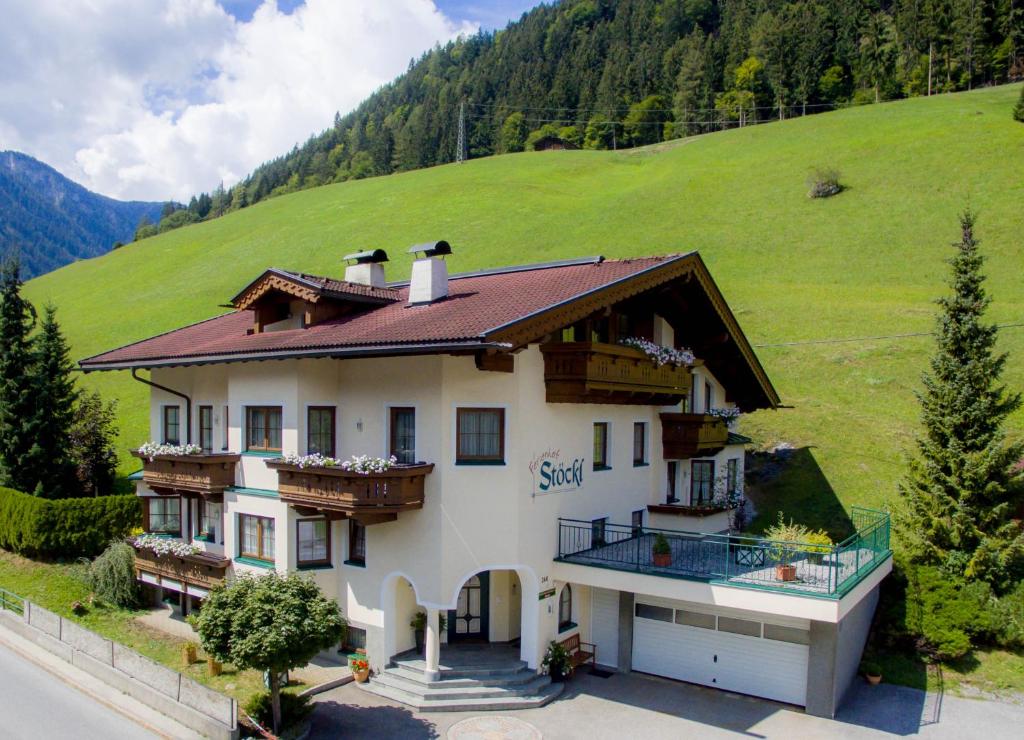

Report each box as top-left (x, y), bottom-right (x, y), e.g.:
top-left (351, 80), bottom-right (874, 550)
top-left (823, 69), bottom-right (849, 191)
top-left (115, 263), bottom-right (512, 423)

top-left (753, 322), bottom-right (1024, 348)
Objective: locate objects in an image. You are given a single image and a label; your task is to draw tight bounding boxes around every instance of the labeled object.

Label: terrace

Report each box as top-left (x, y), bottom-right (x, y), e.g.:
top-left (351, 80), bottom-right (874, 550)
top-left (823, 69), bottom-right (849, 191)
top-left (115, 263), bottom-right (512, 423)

top-left (555, 507), bottom-right (890, 597)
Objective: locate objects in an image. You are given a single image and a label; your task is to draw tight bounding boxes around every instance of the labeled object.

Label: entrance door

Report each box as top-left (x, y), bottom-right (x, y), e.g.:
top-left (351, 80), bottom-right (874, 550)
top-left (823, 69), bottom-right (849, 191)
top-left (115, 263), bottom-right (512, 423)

top-left (448, 573), bottom-right (490, 642)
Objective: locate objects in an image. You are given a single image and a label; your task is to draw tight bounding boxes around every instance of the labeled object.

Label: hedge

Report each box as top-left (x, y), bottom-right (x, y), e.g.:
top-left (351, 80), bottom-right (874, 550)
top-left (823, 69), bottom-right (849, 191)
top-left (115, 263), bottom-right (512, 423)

top-left (0, 487), bottom-right (141, 558)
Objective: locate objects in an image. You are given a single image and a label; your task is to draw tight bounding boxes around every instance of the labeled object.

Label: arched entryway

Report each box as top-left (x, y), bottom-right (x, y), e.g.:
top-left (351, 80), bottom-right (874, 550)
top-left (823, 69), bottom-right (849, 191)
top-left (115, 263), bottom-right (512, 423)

top-left (446, 567), bottom-right (537, 667)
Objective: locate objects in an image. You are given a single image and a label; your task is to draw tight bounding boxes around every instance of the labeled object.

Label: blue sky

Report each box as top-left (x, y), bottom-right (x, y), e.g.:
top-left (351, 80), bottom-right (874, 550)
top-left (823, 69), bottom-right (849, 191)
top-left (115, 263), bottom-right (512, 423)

top-left (219, 0), bottom-right (540, 29)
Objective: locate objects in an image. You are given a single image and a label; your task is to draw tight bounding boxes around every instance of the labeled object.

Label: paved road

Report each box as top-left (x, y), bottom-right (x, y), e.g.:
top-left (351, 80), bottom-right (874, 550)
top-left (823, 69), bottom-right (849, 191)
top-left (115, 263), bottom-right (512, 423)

top-left (311, 669), bottom-right (1024, 739)
top-left (0, 642), bottom-right (159, 740)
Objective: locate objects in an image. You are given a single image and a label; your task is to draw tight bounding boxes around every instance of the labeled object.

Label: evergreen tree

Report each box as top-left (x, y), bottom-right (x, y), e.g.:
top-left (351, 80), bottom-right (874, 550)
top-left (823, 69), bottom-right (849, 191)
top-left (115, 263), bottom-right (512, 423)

top-left (24, 304), bottom-right (79, 498)
top-left (1014, 84), bottom-right (1024, 122)
top-left (0, 257), bottom-right (37, 492)
top-left (896, 212), bottom-right (1024, 591)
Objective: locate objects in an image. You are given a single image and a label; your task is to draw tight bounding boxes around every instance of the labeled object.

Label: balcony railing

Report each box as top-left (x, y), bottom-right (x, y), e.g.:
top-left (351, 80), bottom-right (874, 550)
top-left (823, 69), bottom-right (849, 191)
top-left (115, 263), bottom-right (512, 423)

top-left (130, 452), bottom-right (240, 496)
top-left (659, 413), bottom-right (729, 459)
top-left (555, 507), bottom-right (891, 597)
top-left (265, 460), bottom-right (434, 523)
top-left (132, 544), bottom-right (230, 591)
top-left (539, 342), bottom-right (693, 404)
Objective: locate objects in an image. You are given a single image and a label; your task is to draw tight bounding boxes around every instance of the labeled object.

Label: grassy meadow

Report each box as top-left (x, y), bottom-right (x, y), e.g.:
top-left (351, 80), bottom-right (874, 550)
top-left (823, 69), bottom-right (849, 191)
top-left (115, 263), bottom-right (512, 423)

top-left (23, 84), bottom-right (1024, 532)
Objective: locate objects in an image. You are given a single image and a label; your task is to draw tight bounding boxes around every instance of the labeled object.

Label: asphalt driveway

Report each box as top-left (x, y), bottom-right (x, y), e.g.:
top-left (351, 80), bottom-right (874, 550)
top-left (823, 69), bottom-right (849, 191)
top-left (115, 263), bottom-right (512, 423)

top-left (310, 669), bottom-right (1024, 739)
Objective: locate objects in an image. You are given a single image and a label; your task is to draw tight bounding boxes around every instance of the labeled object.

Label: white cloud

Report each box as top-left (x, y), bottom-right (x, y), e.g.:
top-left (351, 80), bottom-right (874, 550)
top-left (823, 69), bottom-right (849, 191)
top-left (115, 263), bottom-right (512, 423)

top-left (0, 1), bottom-right (474, 201)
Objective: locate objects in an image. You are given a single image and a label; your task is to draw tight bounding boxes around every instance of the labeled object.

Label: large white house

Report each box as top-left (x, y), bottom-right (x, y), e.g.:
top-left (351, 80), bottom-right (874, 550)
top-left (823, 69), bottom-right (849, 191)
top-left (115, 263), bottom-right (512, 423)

top-left (81, 245), bottom-right (890, 717)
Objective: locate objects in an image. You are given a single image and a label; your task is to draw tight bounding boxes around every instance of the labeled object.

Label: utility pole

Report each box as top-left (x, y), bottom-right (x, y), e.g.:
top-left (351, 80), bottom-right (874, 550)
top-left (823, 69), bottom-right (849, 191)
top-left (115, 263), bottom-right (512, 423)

top-left (928, 42), bottom-right (934, 96)
top-left (456, 101), bottom-right (466, 164)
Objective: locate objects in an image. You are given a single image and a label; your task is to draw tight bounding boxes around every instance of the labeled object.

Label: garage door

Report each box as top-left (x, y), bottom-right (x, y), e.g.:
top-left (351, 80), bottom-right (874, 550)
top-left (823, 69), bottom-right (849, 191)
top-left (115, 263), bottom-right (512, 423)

top-left (632, 598), bottom-right (809, 706)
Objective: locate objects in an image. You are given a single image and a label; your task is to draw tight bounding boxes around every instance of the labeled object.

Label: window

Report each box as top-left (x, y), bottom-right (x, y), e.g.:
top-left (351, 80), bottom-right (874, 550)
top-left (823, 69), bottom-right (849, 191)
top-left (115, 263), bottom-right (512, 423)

top-left (147, 497), bottom-right (180, 534)
top-left (631, 509), bottom-right (644, 537)
top-left (162, 406), bottom-right (180, 445)
top-left (348, 520), bottom-right (366, 565)
top-left (390, 407), bottom-right (416, 464)
top-left (763, 624), bottom-right (810, 645)
top-left (238, 514), bottom-right (275, 562)
top-left (691, 460), bottom-right (714, 504)
top-left (455, 408), bottom-right (505, 464)
top-left (727, 458), bottom-right (740, 495)
top-left (635, 603), bottom-right (673, 622)
top-left (591, 517), bottom-right (607, 547)
top-left (676, 610), bottom-right (716, 630)
top-left (297, 518), bottom-right (330, 567)
top-left (198, 406), bottom-right (213, 453)
top-left (632, 422), bottom-right (647, 466)
top-left (246, 406), bottom-right (282, 452)
top-left (197, 499), bottom-right (221, 543)
top-left (343, 626), bottom-right (367, 652)
top-left (222, 405), bottom-right (229, 450)
top-left (593, 422), bottom-right (609, 470)
top-left (717, 616), bottom-right (761, 637)
top-left (558, 585), bottom-right (573, 631)
top-left (307, 407), bottom-right (335, 456)
top-left (666, 461), bottom-right (678, 503)
top-left (704, 381), bottom-right (713, 413)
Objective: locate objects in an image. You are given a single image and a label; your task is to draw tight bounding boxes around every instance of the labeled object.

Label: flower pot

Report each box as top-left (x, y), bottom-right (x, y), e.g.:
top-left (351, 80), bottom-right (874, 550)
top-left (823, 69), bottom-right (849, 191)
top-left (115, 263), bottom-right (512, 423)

top-left (866, 673), bottom-right (882, 686)
top-left (353, 667), bottom-right (369, 683)
top-left (207, 658), bottom-right (222, 677)
top-left (181, 643), bottom-right (198, 665)
top-left (652, 551), bottom-right (672, 567)
top-left (414, 628), bottom-right (425, 654)
top-left (775, 564), bottom-right (797, 582)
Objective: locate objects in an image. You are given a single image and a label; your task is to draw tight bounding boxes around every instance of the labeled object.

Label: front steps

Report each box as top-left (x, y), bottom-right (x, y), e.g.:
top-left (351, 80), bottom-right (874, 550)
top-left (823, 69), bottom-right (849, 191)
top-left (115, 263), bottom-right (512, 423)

top-left (357, 649), bottom-right (563, 712)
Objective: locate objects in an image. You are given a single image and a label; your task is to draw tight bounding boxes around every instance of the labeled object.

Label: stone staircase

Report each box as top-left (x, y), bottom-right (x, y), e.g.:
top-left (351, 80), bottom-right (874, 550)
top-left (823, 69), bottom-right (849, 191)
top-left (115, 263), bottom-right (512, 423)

top-left (357, 646), bottom-right (563, 712)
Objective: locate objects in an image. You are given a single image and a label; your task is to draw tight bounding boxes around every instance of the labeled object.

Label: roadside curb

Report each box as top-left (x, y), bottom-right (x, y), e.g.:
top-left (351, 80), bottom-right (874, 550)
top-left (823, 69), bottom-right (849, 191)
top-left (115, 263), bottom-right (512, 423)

top-left (299, 673), bottom-right (354, 698)
top-left (0, 616), bottom-right (201, 739)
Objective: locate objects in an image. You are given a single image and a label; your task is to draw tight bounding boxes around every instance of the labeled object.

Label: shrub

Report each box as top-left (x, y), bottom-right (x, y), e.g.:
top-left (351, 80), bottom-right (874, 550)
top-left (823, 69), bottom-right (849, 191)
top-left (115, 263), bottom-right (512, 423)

top-left (1014, 86), bottom-right (1024, 123)
top-left (88, 541), bottom-right (139, 608)
top-left (541, 640), bottom-right (572, 681)
top-left (0, 487), bottom-right (140, 558)
top-left (808, 168), bottom-right (844, 198)
top-left (244, 691), bottom-right (313, 732)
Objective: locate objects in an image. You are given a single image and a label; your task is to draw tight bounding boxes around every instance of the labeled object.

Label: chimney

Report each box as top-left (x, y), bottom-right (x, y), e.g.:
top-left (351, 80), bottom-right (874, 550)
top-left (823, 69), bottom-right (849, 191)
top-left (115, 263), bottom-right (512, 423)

top-left (343, 249), bottom-right (389, 287)
top-left (407, 241), bottom-right (452, 304)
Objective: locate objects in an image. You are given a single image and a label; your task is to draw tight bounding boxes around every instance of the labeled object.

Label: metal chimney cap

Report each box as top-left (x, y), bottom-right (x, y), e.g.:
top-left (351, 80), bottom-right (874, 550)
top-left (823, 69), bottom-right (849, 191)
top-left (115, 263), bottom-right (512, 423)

top-left (343, 249), bottom-right (389, 264)
top-left (408, 240), bottom-right (452, 258)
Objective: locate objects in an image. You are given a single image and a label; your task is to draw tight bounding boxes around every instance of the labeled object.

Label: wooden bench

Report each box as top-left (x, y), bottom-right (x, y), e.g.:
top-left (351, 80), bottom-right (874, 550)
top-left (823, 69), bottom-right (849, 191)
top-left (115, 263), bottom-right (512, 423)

top-left (560, 633), bottom-right (596, 672)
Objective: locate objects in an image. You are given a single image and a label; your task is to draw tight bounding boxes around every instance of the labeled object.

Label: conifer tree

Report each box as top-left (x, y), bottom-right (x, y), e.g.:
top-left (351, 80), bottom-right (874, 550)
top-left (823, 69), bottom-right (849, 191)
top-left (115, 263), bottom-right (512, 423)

top-left (25, 304), bottom-right (80, 498)
top-left (896, 212), bottom-right (1024, 591)
top-left (1014, 85), bottom-right (1024, 123)
top-left (0, 257), bottom-right (37, 492)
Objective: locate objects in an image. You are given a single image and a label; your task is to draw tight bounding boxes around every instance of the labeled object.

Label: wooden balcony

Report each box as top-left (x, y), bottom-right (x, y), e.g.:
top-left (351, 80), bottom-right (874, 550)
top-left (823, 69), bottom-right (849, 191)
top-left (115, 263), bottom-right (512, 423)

top-left (130, 452), bottom-right (240, 497)
top-left (133, 545), bottom-right (230, 592)
top-left (539, 342), bottom-right (693, 404)
top-left (660, 413), bottom-right (729, 459)
top-left (265, 461), bottom-right (434, 525)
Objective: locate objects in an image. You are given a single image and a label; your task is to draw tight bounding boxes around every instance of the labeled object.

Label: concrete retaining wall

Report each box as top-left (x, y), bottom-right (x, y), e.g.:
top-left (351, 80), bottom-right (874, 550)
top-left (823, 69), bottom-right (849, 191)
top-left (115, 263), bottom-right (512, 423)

top-left (14, 601), bottom-right (237, 739)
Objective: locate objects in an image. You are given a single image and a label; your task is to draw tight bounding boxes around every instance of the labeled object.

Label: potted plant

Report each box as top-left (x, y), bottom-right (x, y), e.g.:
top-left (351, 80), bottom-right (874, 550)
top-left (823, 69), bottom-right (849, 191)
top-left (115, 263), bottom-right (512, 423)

top-left (410, 612), bottom-right (447, 654)
top-left (181, 641), bottom-right (198, 665)
top-left (764, 512), bottom-right (812, 582)
top-left (861, 659), bottom-right (882, 685)
top-left (541, 640), bottom-right (572, 682)
top-left (652, 533), bottom-right (673, 567)
top-left (350, 656), bottom-right (370, 683)
top-left (207, 656), bottom-right (222, 677)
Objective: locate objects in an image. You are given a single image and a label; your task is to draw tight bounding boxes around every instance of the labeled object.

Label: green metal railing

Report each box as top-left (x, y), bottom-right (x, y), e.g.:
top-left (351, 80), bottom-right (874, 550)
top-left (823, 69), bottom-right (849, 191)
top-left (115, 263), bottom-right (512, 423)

top-left (0, 587), bottom-right (25, 616)
top-left (556, 506), bottom-right (891, 597)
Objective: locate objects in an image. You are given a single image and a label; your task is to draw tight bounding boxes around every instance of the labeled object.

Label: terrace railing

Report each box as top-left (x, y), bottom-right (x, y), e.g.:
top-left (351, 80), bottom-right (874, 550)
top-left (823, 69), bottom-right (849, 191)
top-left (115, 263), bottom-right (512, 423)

top-left (0, 586), bottom-right (24, 616)
top-left (555, 506), bottom-right (890, 597)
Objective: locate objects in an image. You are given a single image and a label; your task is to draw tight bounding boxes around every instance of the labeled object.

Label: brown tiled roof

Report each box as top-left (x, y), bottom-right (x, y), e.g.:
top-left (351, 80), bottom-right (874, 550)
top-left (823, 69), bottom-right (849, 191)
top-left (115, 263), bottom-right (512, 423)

top-left (80, 256), bottom-right (679, 368)
top-left (271, 270), bottom-right (402, 302)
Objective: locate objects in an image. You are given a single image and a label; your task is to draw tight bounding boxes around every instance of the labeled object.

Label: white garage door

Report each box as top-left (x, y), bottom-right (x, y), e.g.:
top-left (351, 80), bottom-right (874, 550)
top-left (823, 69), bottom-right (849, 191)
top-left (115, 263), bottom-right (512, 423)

top-left (632, 598), bottom-right (809, 706)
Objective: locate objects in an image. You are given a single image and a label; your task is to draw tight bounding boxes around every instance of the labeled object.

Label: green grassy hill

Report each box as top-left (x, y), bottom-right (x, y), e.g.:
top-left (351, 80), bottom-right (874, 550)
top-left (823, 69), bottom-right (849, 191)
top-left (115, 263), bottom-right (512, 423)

top-left (25, 85), bottom-right (1024, 532)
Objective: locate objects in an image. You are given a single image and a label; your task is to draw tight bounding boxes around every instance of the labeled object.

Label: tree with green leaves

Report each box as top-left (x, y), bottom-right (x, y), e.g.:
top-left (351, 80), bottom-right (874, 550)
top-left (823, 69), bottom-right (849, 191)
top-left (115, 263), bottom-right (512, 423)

top-left (193, 573), bottom-right (346, 733)
top-left (1014, 84), bottom-right (1024, 122)
top-left (24, 304), bottom-right (79, 498)
top-left (0, 257), bottom-right (37, 493)
top-left (70, 390), bottom-right (119, 497)
top-left (499, 112), bottom-right (529, 152)
top-left (860, 12), bottom-right (897, 102)
top-left (896, 212), bottom-right (1024, 592)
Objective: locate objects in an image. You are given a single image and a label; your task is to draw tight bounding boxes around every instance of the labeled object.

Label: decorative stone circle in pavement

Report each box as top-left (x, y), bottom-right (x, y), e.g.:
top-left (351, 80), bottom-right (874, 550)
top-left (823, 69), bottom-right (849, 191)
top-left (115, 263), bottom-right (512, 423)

top-left (447, 715), bottom-right (543, 740)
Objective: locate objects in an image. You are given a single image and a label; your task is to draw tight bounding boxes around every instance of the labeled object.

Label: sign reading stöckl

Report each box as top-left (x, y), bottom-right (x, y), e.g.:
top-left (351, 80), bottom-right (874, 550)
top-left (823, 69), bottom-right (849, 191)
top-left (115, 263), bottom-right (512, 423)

top-left (529, 448), bottom-right (584, 497)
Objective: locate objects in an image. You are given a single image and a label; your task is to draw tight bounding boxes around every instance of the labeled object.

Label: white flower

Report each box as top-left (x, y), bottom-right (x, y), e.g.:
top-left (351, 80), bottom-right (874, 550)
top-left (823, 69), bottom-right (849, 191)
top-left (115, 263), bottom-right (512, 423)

top-left (619, 337), bottom-right (696, 367)
top-left (708, 407), bottom-right (742, 422)
top-left (137, 441), bottom-right (203, 458)
top-left (132, 534), bottom-right (200, 558)
top-left (281, 453), bottom-right (399, 474)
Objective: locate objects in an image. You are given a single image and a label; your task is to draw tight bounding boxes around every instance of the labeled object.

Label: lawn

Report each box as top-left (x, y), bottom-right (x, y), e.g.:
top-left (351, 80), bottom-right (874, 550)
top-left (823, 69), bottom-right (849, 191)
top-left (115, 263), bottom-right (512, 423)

top-left (0, 550), bottom-right (296, 707)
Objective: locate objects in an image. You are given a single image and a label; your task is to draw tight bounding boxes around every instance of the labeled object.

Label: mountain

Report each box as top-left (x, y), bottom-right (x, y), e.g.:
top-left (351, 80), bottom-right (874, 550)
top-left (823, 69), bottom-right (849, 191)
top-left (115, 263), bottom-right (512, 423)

top-left (176, 0), bottom-right (1023, 222)
top-left (23, 85), bottom-right (1024, 535)
top-left (0, 151), bottom-right (163, 277)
